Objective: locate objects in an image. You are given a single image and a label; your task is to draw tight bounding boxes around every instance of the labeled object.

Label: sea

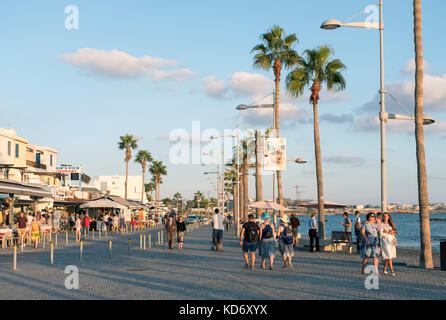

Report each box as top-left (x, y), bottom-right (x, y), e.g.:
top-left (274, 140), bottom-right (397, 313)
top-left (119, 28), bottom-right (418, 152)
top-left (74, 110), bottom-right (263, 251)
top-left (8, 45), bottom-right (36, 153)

top-left (295, 212), bottom-right (446, 251)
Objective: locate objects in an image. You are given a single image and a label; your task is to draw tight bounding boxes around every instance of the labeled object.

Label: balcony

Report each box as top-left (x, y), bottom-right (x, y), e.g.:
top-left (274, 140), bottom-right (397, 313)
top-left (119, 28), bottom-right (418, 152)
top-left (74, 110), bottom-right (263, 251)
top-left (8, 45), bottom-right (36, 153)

top-left (26, 160), bottom-right (47, 170)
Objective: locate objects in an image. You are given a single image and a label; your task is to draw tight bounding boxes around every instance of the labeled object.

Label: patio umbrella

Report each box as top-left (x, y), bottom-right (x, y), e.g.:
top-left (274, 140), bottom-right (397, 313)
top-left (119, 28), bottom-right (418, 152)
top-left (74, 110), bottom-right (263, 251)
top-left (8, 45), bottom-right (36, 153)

top-left (299, 200), bottom-right (347, 209)
top-left (248, 200), bottom-right (291, 211)
top-left (79, 198), bottom-right (127, 209)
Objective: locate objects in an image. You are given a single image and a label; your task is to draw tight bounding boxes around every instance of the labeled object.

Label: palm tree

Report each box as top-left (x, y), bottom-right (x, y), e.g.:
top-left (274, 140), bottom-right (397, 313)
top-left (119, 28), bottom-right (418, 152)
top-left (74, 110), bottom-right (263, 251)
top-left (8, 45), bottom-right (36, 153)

top-left (413, 0), bottom-right (433, 269)
top-left (135, 150), bottom-right (153, 203)
top-left (286, 45), bottom-right (346, 239)
top-left (209, 197), bottom-right (218, 216)
top-left (251, 25), bottom-right (299, 212)
top-left (118, 134), bottom-right (138, 199)
top-left (194, 191), bottom-right (204, 214)
top-left (145, 182), bottom-right (155, 203)
top-left (149, 160), bottom-right (167, 215)
top-left (240, 138), bottom-right (250, 221)
top-left (173, 192), bottom-right (183, 209)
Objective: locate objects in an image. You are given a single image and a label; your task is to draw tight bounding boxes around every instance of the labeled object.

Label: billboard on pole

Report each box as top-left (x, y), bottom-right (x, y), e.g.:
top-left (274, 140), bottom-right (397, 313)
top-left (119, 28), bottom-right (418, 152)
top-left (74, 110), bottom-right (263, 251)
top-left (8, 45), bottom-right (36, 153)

top-left (263, 138), bottom-right (286, 171)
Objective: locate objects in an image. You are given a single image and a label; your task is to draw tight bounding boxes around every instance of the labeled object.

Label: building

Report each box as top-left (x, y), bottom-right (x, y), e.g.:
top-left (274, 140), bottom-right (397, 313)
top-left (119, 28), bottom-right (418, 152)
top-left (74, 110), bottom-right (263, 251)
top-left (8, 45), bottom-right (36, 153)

top-left (0, 128), bottom-right (29, 181)
top-left (93, 175), bottom-right (147, 203)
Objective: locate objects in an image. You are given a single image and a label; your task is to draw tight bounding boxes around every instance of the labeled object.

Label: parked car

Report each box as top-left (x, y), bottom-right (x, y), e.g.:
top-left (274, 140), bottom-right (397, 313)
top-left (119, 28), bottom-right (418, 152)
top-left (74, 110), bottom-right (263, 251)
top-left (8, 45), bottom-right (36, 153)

top-left (186, 215), bottom-right (199, 224)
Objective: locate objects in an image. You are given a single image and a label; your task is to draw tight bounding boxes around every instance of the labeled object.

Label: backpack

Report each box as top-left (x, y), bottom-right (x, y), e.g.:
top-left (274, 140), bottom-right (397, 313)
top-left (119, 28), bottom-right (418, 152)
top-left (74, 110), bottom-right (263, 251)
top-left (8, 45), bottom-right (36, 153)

top-left (263, 224), bottom-right (272, 239)
top-left (281, 225), bottom-right (294, 244)
top-left (247, 223), bottom-right (259, 243)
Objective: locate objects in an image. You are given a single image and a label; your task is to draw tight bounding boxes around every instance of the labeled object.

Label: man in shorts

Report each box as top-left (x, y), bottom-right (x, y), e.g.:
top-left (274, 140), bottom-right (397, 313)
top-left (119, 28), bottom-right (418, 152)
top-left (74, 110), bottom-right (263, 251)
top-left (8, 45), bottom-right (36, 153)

top-left (16, 211), bottom-right (28, 245)
top-left (240, 214), bottom-right (260, 269)
top-left (211, 208), bottom-right (225, 251)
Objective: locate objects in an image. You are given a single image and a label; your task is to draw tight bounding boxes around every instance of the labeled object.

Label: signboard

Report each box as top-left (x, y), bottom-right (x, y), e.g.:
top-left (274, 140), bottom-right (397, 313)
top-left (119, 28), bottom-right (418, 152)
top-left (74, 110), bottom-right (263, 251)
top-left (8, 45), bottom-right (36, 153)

top-left (56, 166), bottom-right (82, 173)
top-left (52, 187), bottom-right (66, 199)
top-left (263, 138), bottom-right (286, 171)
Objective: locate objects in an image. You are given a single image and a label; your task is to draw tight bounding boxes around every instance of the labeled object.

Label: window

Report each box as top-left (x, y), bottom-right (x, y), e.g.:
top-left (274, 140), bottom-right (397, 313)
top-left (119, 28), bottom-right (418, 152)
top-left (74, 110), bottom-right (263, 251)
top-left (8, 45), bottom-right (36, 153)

top-left (7, 141), bottom-right (11, 156)
top-left (36, 153), bottom-right (41, 164)
top-left (15, 144), bottom-right (19, 158)
top-left (50, 155), bottom-right (53, 166)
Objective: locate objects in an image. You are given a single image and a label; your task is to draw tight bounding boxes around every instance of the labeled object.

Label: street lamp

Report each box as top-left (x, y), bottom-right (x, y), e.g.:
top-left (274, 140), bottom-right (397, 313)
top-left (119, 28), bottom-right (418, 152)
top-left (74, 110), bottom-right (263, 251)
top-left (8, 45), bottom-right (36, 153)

top-left (287, 157), bottom-right (307, 164)
top-left (320, 0), bottom-right (435, 212)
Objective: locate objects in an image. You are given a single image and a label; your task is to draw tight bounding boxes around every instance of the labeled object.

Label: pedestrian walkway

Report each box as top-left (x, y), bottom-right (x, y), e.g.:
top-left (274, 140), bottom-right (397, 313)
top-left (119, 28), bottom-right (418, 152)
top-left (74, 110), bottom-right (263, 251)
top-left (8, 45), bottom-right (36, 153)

top-left (0, 225), bottom-right (444, 299)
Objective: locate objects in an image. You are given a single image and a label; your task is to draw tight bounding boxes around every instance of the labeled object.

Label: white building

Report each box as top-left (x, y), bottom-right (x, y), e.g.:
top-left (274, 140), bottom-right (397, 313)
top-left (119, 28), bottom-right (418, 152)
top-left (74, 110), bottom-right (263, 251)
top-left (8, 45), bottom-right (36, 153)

top-left (93, 175), bottom-right (147, 203)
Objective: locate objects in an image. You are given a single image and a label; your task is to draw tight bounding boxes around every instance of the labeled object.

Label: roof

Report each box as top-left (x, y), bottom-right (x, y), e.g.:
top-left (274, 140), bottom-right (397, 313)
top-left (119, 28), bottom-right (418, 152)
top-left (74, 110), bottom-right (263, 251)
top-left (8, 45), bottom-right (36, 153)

top-left (81, 187), bottom-right (103, 193)
top-left (92, 195), bottom-right (140, 209)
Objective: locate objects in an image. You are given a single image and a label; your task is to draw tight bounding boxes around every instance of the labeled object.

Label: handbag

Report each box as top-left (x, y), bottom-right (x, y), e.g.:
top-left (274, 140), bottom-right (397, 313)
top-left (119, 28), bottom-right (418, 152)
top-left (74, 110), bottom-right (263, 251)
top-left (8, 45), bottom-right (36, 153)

top-left (393, 236), bottom-right (397, 247)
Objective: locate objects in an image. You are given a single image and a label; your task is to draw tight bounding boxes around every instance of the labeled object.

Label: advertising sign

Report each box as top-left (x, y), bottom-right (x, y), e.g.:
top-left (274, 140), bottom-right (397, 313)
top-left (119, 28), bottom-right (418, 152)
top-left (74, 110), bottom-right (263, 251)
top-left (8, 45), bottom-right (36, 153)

top-left (263, 138), bottom-right (286, 171)
top-left (56, 166), bottom-right (82, 173)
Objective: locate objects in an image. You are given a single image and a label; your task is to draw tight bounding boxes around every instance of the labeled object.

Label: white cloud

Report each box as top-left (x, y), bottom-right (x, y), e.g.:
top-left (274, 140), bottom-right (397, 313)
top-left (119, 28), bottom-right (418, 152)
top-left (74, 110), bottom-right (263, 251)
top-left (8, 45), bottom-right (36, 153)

top-left (202, 76), bottom-right (227, 98)
top-left (202, 72), bottom-right (273, 99)
top-left (402, 58), bottom-right (431, 74)
top-left (357, 73), bottom-right (446, 115)
top-left (61, 48), bottom-right (193, 80)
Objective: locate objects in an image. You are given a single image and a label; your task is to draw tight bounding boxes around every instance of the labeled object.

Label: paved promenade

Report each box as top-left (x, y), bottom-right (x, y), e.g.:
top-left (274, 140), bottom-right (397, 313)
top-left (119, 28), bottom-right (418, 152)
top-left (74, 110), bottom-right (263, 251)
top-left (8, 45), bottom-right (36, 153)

top-left (0, 225), bottom-right (444, 300)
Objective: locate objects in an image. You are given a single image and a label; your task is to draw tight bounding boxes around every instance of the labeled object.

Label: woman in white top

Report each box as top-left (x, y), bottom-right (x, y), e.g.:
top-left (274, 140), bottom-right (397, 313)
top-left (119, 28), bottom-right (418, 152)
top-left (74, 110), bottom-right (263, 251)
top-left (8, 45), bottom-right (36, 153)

top-left (75, 214), bottom-right (82, 242)
top-left (380, 212), bottom-right (397, 276)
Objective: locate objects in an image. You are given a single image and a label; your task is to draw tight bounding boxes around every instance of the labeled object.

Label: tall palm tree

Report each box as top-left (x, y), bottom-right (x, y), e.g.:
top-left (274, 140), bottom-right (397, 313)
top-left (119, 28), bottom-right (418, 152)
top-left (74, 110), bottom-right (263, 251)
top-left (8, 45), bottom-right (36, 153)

top-left (149, 160), bottom-right (167, 215)
top-left (286, 45), bottom-right (346, 239)
top-left (413, 0), bottom-right (433, 269)
top-left (135, 150), bottom-right (153, 203)
top-left (173, 192), bottom-right (183, 209)
top-left (240, 138), bottom-right (250, 221)
top-left (194, 191), bottom-right (204, 214)
top-left (118, 134), bottom-right (138, 199)
top-left (251, 25), bottom-right (299, 212)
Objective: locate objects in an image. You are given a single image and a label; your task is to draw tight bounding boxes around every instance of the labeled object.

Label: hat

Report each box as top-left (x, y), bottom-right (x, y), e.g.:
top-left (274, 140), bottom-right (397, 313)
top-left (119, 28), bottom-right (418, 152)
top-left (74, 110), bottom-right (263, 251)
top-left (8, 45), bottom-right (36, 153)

top-left (261, 213), bottom-right (271, 221)
top-left (279, 215), bottom-right (290, 223)
top-left (248, 214), bottom-right (255, 219)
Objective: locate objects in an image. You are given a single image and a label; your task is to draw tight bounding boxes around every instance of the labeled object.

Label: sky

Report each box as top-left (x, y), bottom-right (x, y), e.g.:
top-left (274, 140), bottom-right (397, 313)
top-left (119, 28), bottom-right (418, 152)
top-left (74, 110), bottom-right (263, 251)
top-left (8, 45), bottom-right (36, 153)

top-left (0, 0), bottom-right (445, 205)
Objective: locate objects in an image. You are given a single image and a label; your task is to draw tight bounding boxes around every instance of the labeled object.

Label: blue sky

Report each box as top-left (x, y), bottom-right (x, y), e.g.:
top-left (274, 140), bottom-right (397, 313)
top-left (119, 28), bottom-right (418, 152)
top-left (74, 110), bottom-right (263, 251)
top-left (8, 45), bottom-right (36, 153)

top-left (0, 0), bottom-right (445, 204)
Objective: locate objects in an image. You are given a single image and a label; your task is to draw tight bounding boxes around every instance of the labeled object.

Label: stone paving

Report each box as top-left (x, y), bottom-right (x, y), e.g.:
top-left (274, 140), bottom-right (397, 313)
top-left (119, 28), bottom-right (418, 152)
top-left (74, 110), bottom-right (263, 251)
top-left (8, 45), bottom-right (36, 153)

top-left (0, 225), bottom-right (444, 300)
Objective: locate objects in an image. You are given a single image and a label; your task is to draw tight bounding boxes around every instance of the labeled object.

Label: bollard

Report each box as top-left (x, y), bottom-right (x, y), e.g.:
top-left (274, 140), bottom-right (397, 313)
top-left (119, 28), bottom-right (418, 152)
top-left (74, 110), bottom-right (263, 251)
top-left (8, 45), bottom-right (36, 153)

top-left (143, 235), bottom-right (146, 251)
top-left (161, 231), bottom-right (164, 245)
top-left (13, 245), bottom-right (17, 270)
top-left (80, 241), bottom-right (83, 262)
top-left (49, 232), bottom-right (52, 242)
top-left (128, 239), bottom-right (131, 255)
top-left (92, 230), bottom-right (95, 240)
top-left (108, 240), bottom-right (112, 258)
top-left (55, 233), bottom-right (58, 247)
top-left (99, 229), bottom-right (101, 239)
top-left (21, 235), bottom-right (24, 252)
top-left (43, 234), bottom-right (46, 248)
top-left (50, 242), bottom-right (54, 265)
top-left (140, 234), bottom-right (143, 251)
top-left (105, 229), bottom-right (108, 238)
top-left (84, 229), bottom-right (86, 239)
top-left (157, 232), bottom-right (160, 245)
top-left (149, 234), bottom-right (152, 248)
top-left (65, 231), bottom-right (68, 246)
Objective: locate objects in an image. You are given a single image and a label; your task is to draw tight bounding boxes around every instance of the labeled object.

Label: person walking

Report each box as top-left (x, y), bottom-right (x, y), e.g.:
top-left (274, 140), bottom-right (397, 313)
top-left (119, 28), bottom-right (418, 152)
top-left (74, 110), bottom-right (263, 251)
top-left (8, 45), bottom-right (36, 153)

top-left (211, 208), bottom-right (225, 251)
top-left (277, 216), bottom-right (294, 268)
top-left (360, 212), bottom-right (380, 275)
top-left (75, 214), bottom-right (82, 242)
top-left (341, 212), bottom-right (352, 232)
top-left (259, 213), bottom-right (276, 270)
top-left (308, 214), bottom-right (320, 252)
top-left (240, 214), bottom-right (260, 269)
top-left (30, 216), bottom-right (41, 248)
top-left (69, 213), bottom-right (75, 231)
top-left (165, 215), bottom-right (177, 249)
top-left (82, 213), bottom-right (90, 238)
top-left (16, 212), bottom-right (28, 246)
top-left (353, 211), bottom-right (362, 253)
top-left (290, 213), bottom-right (300, 247)
top-left (381, 212), bottom-right (397, 276)
top-left (176, 215), bottom-right (187, 251)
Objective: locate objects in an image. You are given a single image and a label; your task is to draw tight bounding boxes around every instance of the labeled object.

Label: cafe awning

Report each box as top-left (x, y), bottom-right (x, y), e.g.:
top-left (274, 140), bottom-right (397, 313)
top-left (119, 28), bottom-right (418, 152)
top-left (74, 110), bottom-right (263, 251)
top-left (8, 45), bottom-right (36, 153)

top-left (0, 178), bottom-right (53, 198)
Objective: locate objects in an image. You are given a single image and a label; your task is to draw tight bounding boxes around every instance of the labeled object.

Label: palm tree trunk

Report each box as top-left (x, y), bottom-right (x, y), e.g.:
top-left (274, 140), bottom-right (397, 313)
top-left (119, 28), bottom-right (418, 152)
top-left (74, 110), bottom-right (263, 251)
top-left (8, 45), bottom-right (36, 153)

top-left (240, 168), bottom-right (245, 222)
top-left (274, 61), bottom-right (284, 216)
top-left (255, 134), bottom-right (263, 217)
top-left (141, 166), bottom-right (145, 203)
top-left (125, 160), bottom-right (129, 199)
top-left (243, 167), bottom-right (249, 221)
top-left (313, 100), bottom-right (325, 239)
top-left (233, 182), bottom-right (238, 223)
top-left (414, 0), bottom-right (433, 269)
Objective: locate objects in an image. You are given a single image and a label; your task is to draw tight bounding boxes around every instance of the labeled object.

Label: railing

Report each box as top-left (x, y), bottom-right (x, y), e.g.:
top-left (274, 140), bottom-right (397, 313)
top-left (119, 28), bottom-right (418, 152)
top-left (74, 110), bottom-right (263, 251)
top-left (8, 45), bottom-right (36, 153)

top-left (26, 160), bottom-right (47, 170)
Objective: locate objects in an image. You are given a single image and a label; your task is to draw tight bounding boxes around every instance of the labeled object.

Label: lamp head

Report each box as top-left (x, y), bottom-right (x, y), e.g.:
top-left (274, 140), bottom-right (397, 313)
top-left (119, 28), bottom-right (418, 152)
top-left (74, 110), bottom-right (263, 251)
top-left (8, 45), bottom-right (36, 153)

top-left (295, 158), bottom-right (307, 164)
top-left (236, 104), bottom-right (248, 110)
top-left (320, 19), bottom-right (343, 30)
top-left (422, 115), bottom-right (435, 125)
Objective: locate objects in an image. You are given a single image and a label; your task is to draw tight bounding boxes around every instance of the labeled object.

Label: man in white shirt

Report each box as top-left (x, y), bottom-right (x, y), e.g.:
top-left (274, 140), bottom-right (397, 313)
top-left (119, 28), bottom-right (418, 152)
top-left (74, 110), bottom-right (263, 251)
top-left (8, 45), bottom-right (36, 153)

top-left (211, 208), bottom-right (225, 251)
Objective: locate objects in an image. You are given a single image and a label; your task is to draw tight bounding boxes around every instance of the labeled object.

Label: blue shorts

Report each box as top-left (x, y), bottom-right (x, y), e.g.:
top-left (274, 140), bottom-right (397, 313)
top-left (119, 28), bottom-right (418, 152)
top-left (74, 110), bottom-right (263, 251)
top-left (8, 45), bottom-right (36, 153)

top-left (213, 229), bottom-right (223, 241)
top-left (243, 241), bottom-right (258, 252)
